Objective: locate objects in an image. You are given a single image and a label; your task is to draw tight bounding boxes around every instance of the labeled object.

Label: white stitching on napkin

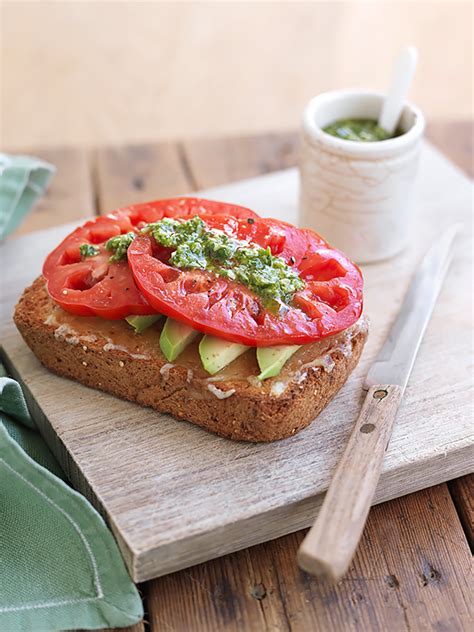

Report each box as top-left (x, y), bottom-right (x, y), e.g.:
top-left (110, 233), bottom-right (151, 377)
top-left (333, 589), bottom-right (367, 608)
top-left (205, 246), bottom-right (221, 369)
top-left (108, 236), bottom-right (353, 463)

top-left (0, 597), bottom-right (100, 613)
top-left (0, 458), bottom-right (103, 612)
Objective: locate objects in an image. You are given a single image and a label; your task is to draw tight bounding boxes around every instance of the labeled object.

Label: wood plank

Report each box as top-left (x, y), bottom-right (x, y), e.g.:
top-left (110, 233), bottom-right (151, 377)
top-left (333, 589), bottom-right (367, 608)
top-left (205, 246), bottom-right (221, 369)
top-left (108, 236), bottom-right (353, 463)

top-left (146, 485), bottom-right (473, 631)
top-left (14, 147), bottom-right (95, 234)
top-left (449, 475), bottom-right (474, 551)
top-left (183, 131), bottom-right (299, 189)
top-left (425, 122), bottom-right (474, 562)
top-left (95, 142), bottom-right (193, 213)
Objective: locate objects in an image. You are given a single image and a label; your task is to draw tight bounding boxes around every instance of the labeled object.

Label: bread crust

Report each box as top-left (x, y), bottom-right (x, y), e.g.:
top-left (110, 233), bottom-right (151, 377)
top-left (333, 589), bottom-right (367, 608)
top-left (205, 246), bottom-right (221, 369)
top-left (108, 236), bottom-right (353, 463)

top-left (14, 277), bottom-right (367, 442)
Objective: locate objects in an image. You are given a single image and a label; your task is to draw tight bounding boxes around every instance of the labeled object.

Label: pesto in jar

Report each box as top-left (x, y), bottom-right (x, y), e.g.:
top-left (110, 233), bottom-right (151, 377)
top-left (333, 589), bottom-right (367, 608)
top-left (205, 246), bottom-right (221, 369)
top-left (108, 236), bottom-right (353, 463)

top-left (323, 118), bottom-right (397, 142)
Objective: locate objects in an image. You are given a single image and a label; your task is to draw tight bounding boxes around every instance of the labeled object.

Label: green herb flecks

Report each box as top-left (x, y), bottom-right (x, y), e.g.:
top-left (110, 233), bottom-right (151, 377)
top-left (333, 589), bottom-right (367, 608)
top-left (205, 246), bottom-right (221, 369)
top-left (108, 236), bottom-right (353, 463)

top-left (323, 118), bottom-right (394, 142)
top-left (79, 243), bottom-right (100, 259)
top-left (147, 216), bottom-right (305, 307)
top-left (105, 232), bottom-right (136, 262)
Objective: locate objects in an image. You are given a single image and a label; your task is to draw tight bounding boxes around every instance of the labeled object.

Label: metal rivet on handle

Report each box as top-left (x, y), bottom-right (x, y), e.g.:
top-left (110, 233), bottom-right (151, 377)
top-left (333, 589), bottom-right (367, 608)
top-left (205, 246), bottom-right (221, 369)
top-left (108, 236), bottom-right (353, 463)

top-left (360, 423), bottom-right (376, 434)
top-left (373, 389), bottom-right (388, 400)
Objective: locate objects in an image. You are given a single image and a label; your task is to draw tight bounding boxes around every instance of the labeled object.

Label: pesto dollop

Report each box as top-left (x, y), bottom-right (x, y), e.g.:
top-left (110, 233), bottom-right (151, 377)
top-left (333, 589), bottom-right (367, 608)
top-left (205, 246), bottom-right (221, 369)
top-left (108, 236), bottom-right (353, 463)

top-left (79, 243), bottom-right (100, 259)
top-left (147, 216), bottom-right (304, 307)
top-left (105, 232), bottom-right (136, 262)
top-left (323, 118), bottom-right (394, 142)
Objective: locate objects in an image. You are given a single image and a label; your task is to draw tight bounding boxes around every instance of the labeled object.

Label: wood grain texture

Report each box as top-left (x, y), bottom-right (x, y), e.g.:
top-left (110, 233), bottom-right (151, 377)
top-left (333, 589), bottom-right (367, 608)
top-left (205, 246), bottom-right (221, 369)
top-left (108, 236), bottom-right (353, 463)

top-left (1, 138), bottom-right (472, 583)
top-left (13, 147), bottom-right (95, 235)
top-left (298, 385), bottom-right (404, 581)
top-left (95, 142), bottom-right (193, 212)
top-left (183, 131), bottom-right (299, 189)
top-left (425, 122), bottom-right (474, 562)
top-left (449, 475), bottom-right (474, 551)
top-left (146, 485), bottom-right (473, 632)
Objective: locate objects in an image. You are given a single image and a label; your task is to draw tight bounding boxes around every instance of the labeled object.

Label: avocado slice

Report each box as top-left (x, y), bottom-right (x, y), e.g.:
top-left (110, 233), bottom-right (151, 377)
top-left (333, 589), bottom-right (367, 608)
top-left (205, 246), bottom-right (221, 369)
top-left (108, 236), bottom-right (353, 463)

top-left (199, 335), bottom-right (250, 375)
top-left (160, 317), bottom-right (199, 362)
top-left (125, 314), bottom-right (162, 334)
top-left (257, 345), bottom-right (301, 380)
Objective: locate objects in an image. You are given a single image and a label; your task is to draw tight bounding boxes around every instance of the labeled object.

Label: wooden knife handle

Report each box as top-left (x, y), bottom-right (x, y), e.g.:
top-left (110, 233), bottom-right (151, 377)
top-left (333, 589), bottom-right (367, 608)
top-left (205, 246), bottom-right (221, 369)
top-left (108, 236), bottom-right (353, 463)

top-left (297, 384), bottom-right (404, 582)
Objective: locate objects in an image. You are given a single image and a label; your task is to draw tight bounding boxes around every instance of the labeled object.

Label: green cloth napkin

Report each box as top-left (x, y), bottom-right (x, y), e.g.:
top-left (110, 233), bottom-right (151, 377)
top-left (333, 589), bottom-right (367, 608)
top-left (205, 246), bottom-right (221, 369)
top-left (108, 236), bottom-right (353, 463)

top-left (0, 153), bottom-right (55, 239)
top-left (0, 367), bottom-right (144, 631)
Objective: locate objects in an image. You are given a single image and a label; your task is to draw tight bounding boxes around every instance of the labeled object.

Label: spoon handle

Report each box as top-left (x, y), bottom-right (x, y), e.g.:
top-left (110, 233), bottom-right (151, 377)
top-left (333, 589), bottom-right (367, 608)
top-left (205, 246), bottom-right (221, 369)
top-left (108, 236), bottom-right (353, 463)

top-left (378, 46), bottom-right (418, 135)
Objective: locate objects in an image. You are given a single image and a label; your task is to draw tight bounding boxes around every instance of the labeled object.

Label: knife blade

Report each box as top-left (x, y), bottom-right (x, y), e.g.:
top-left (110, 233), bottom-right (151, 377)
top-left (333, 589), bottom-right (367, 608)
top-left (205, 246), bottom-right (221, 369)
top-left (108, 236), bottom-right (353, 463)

top-left (364, 223), bottom-right (460, 392)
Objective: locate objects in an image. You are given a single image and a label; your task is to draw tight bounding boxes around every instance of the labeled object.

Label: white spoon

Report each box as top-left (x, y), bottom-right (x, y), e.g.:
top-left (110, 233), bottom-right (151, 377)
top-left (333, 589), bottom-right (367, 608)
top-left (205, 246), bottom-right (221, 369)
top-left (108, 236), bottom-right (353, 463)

top-left (378, 46), bottom-right (418, 135)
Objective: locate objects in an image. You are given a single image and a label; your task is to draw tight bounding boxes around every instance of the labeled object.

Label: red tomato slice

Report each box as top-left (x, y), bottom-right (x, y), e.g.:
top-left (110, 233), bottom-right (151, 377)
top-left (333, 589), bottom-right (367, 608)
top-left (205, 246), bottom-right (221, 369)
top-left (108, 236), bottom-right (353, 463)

top-left (127, 215), bottom-right (363, 345)
top-left (43, 198), bottom-right (258, 319)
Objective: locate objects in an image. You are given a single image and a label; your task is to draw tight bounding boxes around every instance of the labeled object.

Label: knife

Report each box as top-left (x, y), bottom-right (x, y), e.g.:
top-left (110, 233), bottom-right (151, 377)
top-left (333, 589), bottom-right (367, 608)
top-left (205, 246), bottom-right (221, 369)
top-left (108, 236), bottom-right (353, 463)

top-left (297, 224), bottom-right (460, 582)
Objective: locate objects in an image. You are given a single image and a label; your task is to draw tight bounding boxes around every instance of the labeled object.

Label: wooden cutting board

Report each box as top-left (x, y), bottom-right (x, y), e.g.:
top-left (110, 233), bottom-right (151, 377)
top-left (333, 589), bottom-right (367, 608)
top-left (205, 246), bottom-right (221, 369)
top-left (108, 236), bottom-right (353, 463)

top-left (0, 141), bottom-right (472, 582)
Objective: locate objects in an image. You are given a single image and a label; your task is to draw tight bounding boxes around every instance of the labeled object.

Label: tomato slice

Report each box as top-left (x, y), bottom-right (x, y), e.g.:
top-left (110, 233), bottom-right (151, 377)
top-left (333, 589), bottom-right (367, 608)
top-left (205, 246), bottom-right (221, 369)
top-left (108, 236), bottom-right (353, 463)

top-left (127, 215), bottom-right (363, 345)
top-left (43, 198), bottom-right (258, 318)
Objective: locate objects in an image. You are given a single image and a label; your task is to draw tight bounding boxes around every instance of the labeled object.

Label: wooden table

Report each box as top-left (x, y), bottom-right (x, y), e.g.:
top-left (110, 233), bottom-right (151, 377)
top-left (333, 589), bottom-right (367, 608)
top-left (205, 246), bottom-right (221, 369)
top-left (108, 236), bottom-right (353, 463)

top-left (16, 122), bottom-right (473, 632)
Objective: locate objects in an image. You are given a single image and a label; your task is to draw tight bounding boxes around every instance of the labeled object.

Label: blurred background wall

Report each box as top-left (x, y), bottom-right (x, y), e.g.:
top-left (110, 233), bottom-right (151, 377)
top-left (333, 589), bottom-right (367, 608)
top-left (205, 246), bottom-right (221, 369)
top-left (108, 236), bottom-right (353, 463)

top-left (1, 1), bottom-right (472, 150)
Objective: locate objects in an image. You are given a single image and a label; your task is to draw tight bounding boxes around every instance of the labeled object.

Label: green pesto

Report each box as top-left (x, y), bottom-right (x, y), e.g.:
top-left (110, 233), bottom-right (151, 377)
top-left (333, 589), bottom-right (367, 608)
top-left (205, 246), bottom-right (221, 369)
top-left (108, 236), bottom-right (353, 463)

top-left (323, 118), bottom-right (395, 142)
top-left (147, 216), bottom-right (304, 307)
top-left (105, 232), bottom-right (136, 262)
top-left (79, 243), bottom-right (100, 259)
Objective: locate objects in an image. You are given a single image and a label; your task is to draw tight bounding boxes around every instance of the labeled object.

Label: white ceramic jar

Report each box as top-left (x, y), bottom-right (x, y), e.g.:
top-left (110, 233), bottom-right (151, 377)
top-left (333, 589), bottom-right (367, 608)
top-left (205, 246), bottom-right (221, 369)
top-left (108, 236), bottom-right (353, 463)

top-left (299, 90), bottom-right (425, 263)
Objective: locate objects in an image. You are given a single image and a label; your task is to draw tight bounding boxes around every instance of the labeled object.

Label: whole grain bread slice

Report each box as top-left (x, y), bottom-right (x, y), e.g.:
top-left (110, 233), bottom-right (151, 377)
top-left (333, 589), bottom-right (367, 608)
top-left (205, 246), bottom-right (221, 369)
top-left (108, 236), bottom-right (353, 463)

top-left (14, 276), bottom-right (367, 442)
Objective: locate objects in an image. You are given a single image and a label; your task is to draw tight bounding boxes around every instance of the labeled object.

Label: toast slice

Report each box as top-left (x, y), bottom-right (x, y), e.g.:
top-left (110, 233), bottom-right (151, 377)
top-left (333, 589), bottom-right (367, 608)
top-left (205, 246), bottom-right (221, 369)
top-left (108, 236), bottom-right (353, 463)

top-left (14, 276), bottom-right (368, 442)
